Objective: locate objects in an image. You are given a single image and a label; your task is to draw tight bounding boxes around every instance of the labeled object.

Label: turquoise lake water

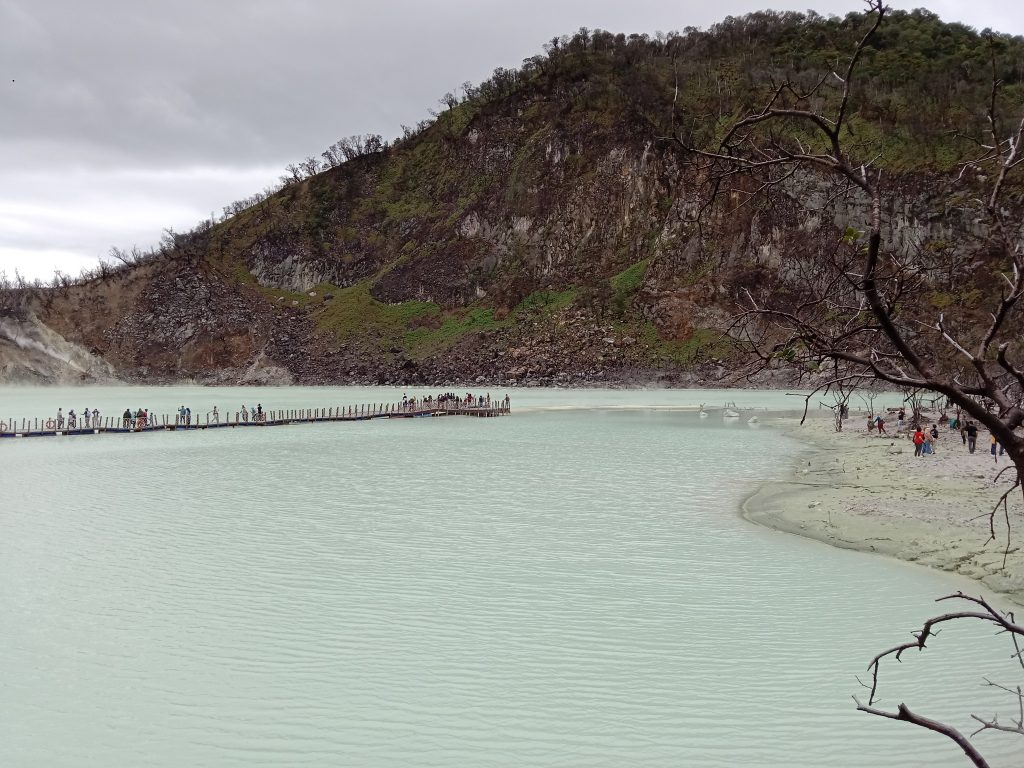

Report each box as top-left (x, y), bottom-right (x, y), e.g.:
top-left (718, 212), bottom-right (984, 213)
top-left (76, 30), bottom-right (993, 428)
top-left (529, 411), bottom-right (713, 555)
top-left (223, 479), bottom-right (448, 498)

top-left (0, 386), bottom-right (1018, 766)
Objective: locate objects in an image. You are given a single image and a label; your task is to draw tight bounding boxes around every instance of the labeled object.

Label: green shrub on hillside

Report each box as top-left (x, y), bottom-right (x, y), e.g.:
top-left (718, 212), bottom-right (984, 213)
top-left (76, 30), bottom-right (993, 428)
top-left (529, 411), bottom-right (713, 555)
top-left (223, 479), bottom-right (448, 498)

top-left (515, 289), bottom-right (577, 315)
top-left (609, 259), bottom-right (650, 316)
top-left (317, 283), bottom-right (439, 342)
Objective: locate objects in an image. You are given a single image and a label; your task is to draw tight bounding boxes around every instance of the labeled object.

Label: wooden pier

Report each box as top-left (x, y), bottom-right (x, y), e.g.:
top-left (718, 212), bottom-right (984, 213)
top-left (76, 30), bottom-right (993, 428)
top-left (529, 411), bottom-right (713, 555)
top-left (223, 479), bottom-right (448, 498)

top-left (0, 401), bottom-right (510, 440)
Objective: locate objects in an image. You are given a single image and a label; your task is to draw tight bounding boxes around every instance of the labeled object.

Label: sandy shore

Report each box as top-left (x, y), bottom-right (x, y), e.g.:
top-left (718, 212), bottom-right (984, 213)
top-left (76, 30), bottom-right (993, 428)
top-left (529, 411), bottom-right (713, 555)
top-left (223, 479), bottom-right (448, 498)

top-left (744, 411), bottom-right (1024, 604)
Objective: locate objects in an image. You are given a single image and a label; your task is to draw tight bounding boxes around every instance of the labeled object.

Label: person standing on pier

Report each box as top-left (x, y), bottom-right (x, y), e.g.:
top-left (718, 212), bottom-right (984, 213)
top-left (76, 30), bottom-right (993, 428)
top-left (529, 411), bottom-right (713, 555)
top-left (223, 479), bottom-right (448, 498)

top-left (241, 404), bottom-right (249, 422)
top-left (213, 406), bottom-right (219, 423)
top-left (122, 408), bottom-right (131, 428)
top-left (56, 408), bottom-right (64, 429)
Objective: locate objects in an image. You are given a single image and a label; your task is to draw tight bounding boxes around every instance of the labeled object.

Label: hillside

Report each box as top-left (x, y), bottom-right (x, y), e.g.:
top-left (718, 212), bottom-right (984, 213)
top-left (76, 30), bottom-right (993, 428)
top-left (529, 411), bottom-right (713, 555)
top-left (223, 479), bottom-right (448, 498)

top-left (5, 8), bottom-right (1024, 386)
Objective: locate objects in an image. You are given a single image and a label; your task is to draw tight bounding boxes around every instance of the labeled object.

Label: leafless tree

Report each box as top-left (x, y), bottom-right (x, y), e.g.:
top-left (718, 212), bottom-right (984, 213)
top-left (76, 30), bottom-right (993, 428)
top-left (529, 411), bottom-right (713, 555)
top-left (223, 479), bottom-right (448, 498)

top-left (825, 374), bottom-right (856, 432)
top-left (855, 592), bottom-right (1024, 768)
top-left (299, 156), bottom-right (321, 178)
top-left (0, 270), bottom-right (15, 316)
top-left (809, 361), bottom-right (861, 432)
top-left (107, 245), bottom-right (150, 267)
top-left (321, 144), bottom-right (342, 168)
top-left (856, 388), bottom-right (879, 418)
top-left (677, 1), bottom-right (1024, 762)
top-left (902, 387), bottom-right (929, 426)
top-left (283, 163), bottom-right (303, 185)
top-left (440, 91), bottom-right (459, 111)
top-left (51, 269), bottom-right (72, 296)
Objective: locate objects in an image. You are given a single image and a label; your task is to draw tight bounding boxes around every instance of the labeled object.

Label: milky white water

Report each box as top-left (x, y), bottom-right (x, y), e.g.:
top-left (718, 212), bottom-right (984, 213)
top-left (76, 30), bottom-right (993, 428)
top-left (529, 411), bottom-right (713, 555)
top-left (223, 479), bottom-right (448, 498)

top-left (0, 386), bottom-right (1019, 766)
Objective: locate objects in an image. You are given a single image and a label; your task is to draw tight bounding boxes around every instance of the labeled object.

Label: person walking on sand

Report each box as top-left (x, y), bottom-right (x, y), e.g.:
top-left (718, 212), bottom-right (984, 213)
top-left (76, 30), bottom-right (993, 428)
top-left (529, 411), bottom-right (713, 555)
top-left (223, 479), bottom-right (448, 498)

top-left (966, 422), bottom-right (978, 453)
top-left (874, 414), bottom-right (886, 435)
top-left (991, 433), bottom-right (1006, 462)
top-left (929, 424), bottom-right (940, 455)
top-left (912, 427), bottom-right (925, 457)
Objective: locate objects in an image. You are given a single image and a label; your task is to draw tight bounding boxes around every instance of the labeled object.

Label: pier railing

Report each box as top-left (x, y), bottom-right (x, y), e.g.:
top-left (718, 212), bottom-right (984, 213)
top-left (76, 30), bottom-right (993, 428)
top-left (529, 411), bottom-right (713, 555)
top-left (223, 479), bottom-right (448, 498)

top-left (0, 400), bottom-right (510, 439)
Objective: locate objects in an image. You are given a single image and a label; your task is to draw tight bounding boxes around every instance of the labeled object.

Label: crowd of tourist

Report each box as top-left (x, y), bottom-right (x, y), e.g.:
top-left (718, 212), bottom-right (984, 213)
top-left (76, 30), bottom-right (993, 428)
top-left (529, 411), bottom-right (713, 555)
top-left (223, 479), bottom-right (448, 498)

top-left (45, 394), bottom-right (509, 433)
top-left (52, 407), bottom-right (103, 430)
top-left (866, 406), bottom-right (1007, 462)
top-left (400, 392), bottom-right (509, 411)
top-left (49, 404), bottom-right (263, 430)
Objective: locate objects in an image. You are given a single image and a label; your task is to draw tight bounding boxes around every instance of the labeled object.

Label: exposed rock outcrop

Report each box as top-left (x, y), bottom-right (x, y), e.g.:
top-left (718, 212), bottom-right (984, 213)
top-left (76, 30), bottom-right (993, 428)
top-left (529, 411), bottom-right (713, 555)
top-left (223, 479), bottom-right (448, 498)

top-left (0, 315), bottom-right (119, 384)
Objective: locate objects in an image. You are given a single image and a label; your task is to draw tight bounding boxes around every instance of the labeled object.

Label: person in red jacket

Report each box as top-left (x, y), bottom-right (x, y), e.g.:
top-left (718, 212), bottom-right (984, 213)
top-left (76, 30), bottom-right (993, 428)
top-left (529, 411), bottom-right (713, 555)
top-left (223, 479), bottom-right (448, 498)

top-left (912, 427), bottom-right (925, 457)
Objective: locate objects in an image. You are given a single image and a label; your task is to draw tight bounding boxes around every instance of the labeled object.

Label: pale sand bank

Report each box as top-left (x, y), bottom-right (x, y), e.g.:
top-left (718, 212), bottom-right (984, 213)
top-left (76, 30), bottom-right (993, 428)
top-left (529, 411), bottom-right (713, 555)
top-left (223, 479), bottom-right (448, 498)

top-left (744, 412), bottom-right (1024, 604)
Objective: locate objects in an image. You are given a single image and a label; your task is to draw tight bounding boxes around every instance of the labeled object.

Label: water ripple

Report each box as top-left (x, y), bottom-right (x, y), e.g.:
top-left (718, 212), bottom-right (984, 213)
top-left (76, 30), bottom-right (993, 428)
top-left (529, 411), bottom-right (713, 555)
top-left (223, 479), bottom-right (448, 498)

top-left (1, 404), bottom-right (1018, 767)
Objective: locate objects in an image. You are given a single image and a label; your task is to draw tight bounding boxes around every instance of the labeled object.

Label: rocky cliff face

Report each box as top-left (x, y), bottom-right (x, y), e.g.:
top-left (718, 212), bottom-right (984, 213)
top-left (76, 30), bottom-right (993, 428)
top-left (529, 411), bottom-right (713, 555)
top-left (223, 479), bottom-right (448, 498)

top-left (0, 315), bottom-right (118, 384)
top-left (7, 12), bottom-right (1020, 386)
top-left (3, 134), bottom-right (991, 388)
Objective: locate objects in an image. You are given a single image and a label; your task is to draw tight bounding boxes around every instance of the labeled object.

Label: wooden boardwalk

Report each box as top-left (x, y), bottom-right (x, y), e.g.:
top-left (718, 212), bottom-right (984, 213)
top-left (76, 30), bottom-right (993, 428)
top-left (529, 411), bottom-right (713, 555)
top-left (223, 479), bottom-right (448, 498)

top-left (0, 402), bottom-right (510, 440)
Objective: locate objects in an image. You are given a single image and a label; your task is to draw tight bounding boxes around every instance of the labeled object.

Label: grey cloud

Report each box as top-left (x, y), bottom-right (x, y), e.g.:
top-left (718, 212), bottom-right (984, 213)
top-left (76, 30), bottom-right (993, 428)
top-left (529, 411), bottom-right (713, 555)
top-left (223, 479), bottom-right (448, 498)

top-left (14, 0), bottom-right (1018, 172)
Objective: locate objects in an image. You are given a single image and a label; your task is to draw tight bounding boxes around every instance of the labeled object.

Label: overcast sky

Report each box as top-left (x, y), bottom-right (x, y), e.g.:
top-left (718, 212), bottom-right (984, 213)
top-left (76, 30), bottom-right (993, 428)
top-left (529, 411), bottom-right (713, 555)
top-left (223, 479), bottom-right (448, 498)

top-left (2, 0), bottom-right (1022, 282)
